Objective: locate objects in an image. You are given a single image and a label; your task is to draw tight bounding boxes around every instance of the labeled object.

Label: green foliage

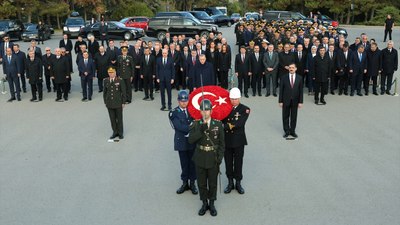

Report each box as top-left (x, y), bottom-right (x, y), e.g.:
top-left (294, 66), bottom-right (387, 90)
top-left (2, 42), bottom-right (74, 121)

top-left (0, 1), bottom-right (17, 18)
top-left (366, 6), bottom-right (400, 25)
top-left (39, 1), bottom-right (70, 17)
top-left (227, 2), bottom-right (243, 15)
top-left (111, 1), bottom-right (154, 20)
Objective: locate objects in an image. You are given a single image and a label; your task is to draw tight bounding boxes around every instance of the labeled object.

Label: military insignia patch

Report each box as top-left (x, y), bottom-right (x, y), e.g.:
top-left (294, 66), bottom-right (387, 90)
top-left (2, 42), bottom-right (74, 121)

top-left (246, 109), bottom-right (250, 114)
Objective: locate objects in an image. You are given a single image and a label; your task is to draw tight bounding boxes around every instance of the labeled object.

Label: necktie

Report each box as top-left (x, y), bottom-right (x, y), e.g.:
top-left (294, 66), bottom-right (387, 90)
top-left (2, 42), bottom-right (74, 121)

top-left (198, 50), bottom-right (200, 56)
top-left (171, 51), bottom-right (174, 57)
top-left (290, 74), bottom-right (294, 88)
top-left (192, 58), bottom-right (195, 65)
top-left (8, 56), bottom-right (11, 63)
top-left (163, 58), bottom-right (166, 65)
top-left (330, 53), bottom-right (333, 60)
top-left (183, 109), bottom-right (188, 118)
top-left (85, 59), bottom-right (88, 66)
top-left (123, 56), bottom-right (126, 60)
top-left (256, 53), bottom-right (258, 61)
top-left (345, 52), bottom-right (347, 60)
top-left (299, 52), bottom-right (302, 60)
top-left (136, 49), bottom-right (139, 55)
top-left (359, 53), bottom-right (362, 62)
top-left (146, 55), bottom-right (149, 64)
top-left (269, 52), bottom-right (272, 60)
top-left (111, 78), bottom-right (114, 84)
top-left (242, 54), bottom-right (244, 63)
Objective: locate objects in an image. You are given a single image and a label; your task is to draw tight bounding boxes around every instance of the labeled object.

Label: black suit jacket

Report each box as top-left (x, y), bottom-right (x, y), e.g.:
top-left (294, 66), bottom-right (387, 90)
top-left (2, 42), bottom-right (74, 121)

top-left (235, 53), bottom-right (250, 74)
top-left (381, 48), bottom-right (398, 74)
top-left (336, 49), bottom-right (352, 76)
top-left (3, 54), bottom-right (21, 76)
top-left (140, 54), bottom-right (156, 77)
top-left (59, 39), bottom-right (73, 52)
top-left (279, 73), bottom-right (304, 106)
top-left (295, 51), bottom-right (307, 76)
top-left (217, 52), bottom-right (231, 72)
top-left (313, 54), bottom-right (331, 82)
top-left (249, 52), bottom-right (264, 74)
top-left (223, 104), bottom-right (250, 148)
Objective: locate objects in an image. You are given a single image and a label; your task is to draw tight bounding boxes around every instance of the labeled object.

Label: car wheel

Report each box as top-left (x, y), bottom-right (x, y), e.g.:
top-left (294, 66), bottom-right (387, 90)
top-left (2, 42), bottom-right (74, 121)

top-left (227, 22), bottom-right (232, 27)
top-left (199, 31), bottom-right (209, 38)
top-left (87, 32), bottom-right (94, 40)
top-left (124, 32), bottom-right (132, 40)
top-left (157, 31), bottom-right (166, 41)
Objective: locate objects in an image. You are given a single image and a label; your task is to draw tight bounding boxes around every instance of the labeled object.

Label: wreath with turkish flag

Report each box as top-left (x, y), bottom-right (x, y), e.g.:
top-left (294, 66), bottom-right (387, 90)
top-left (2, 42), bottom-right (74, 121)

top-left (187, 85), bottom-right (232, 120)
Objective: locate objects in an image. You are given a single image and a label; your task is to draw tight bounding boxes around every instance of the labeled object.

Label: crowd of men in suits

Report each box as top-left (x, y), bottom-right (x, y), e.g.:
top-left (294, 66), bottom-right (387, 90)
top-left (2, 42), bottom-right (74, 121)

top-left (0, 20), bottom-right (398, 105)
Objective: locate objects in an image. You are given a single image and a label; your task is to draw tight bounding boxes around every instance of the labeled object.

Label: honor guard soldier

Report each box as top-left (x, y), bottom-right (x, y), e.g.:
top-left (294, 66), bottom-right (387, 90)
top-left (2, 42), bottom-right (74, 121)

top-left (117, 46), bottom-right (134, 103)
top-left (169, 90), bottom-right (198, 195)
top-left (222, 88), bottom-right (250, 194)
top-left (103, 67), bottom-right (126, 139)
top-left (188, 99), bottom-right (225, 217)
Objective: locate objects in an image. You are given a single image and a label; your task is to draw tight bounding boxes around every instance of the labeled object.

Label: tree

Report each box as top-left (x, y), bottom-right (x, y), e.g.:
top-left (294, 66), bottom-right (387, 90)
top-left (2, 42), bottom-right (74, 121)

top-left (75, 0), bottom-right (102, 21)
top-left (40, 0), bottom-right (70, 28)
top-left (0, 1), bottom-right (17, 19)
top-left (110, 0), bottom-right (154, 20)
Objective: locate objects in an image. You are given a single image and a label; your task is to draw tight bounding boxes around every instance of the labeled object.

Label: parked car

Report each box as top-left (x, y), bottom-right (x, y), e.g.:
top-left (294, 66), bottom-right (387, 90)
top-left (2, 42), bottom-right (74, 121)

top-left (336, 27), bottom-right (348, 38)
top-left (193, 7), bottom-right (223, 16)
top-left (147, 17), bottom-right (217, 40)
top-left (0, 19), bottom-right (24, 40)
top-left (120, 17), bottom-right (149, 31)
top-left (189, 11), bottom-right (214, 24)
top-left (79, 21), bottom-right (145, 40)
top-left (22, 24), bottom-right (52, 42)
top-left (263, 11), bottom-right (314, 24)
top-left (244, 12), bottom-right (261, 20)
top-left (215, 6), bottom-right (227, 15)
top-left (211, 14), bottom-right (235, 27)
top-left (230, 13), bottom-right (242, 22)
top-left (319, 15), bottom-right (339, 27)
top-left (155, 11), bottom-right (199, 22)
top-left (63, 17), bottom-right (86, 38)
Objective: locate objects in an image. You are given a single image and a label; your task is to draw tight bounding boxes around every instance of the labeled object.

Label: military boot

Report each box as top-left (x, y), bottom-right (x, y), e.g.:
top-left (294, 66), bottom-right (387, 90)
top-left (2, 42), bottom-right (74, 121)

top-left (190, 181), bottom-right (198, 195)
top-left (198, 200), bottom-right (208, 216)
top-left (176, 181), bottom-right (189, 194)
top-left (224, 178), bottom-right (234, 194)
top-left (209, 200), bottom-right (217, 216)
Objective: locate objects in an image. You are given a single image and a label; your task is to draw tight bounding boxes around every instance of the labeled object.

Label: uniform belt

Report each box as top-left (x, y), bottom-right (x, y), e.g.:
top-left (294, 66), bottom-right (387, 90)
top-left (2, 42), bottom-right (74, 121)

top-left (199, 145), bottom-right (214, 151)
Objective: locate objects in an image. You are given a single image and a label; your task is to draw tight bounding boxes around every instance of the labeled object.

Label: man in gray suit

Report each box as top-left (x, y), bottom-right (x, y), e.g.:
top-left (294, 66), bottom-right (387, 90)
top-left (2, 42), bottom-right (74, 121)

top-left (263, 44), bottom-right (279, 97)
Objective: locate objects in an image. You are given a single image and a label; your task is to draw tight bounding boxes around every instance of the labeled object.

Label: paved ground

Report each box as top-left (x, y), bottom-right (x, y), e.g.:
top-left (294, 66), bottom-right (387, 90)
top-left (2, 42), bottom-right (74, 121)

top-left (0, 25), bottom-right (399, 225)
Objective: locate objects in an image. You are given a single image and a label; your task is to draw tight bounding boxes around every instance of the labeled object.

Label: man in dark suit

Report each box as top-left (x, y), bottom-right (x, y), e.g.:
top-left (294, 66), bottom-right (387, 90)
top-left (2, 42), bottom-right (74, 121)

top-left (185, 50), bottom-right (198, 93)
top-left (129, 42), bottom-right (142, 92)
top-left (193, 54), bottom-right (215, 89)
top-left (87, 36), bottom-right (100, 57)
top-left (223, 87), bottom-right (250, 195)
top-left (27, 40), bottom-right (42, 60)
top-left (99, 21), bottom-right (108, 47)
top-left (161, 32), bottom-right (172, 47)
top-left (13, 44), bottom-right (27, 93)
top-left (279, 63), bottom-right (303, 138)
top-left (74, 35), bottom-right (87, 54)
top-left (336, 43), bottom-right (352, 95)
top-left (156, 49), bottom-right (175, 111)
top-left (51, 48), bottom-right (70, 101)
top-left (263, 44), bottom-right (279, 97)
top-left (313, 47), bottom-right (331, 104)
top-left (235, 46), bottom-right (251, 98)
top-left (366, 42), bottom-right (382, 95)
top-left (179, 46), bottom-right (190, 90)
top-left (249, 45), bottom-right (264, 96)
top-left (0, 36), bottom-right (14, 62)
top-left (169, 43), bottom-right (181, 90)
top-left (25, 50), bottom-right (43, 101)
top-left (78, 51), bottom-right (96, 101)
top-left (380, 41), bottom-right (398, 95)
top-left (349, 45), bottom-right (368, 96)
top-left (42, 47), bottom-right (55, 92)
top-left (106, 39), bottom-right (118, 67)
top-left (295, 44), bottom-right (307, 86)
top-left (327, 44), bottom-right (338, 95)
top-left (140, 47), bottom-right (156, 100)
top-left (169, 90), bottom-right (198, 195)
top-left (104, 67), bottom-right (126, 139)
top-left (59, 34), bottom-right (73, 72)
top-left (94, 46), bottom-right (111, 92)
top-left (3, 48), bottom-right (22, 102)
top-left (278, 44), bottom-right (296, 78)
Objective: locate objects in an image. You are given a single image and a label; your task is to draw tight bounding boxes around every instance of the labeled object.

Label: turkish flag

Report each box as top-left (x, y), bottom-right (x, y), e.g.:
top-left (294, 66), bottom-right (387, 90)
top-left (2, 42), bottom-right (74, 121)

top-left (188, 85), bottom-right (232, 120)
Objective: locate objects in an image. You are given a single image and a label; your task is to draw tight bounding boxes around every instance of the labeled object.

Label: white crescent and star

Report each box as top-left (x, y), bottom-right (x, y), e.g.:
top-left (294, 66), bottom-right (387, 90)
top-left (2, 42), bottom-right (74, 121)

top-left (191, 92), bottom-right (227, 110)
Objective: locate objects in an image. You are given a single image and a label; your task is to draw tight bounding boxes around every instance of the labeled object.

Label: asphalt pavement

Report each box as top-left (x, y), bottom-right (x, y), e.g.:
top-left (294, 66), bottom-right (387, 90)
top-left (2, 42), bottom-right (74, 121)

top-left (0, 25), bottom-right (399, 225)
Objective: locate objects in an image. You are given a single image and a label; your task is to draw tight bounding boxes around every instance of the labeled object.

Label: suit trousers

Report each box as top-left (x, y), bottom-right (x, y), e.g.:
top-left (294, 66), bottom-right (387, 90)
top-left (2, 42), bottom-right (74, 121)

top-left (224, 146), bottom-right (244, 181)
top-left (98, 78), bottom-right (104, 92)
top-left (160, 80), bottom-right (172, 107)
top-left (121, 78), bottom-right (132, 102)
top-left (175, 67), bottom-right (184, 90)
top-left (143, 75), bottom-right (154, 98)
top-left (219, 71), bottom-right (229, 89)
top-left (196, 165), bottom-right (219, 201)
top-left (237, 73), bottom-right (250, 94)
top-left (265, 71), bottom-right (277, 94)
top-left (44, 69), bottom-right (55, 91)
top-left (282, 100), bottom-right (298, 134)
top-left (306, 72), bottom-right (315, 92)
top-left (133, 68), bottom-right (142, 91)
top-left (351, 72), bottom-right (363, 93)
top-left (251, 72), bottom-right (262, 95)
top-left (384, 29), bottom-right (392, 42)
top-left (56, 82), bottom-right (68, 100)
top-left (381, 72), bottom-right (394, 92)
top-left (338, 74), bottom-right (349, 93)
top-left (30, 82), bottom-right (43, 99)
top-left (107, 107), bottom-right (123, 136)
top-left (314, 81), bottom-right (328, 101)
top-left (6, 74), bottom-right (21, 98)
top-left (19, 72), bottom-right (26, 91)
top-left (363, 75), bottom-right (377, 93)
top-left (81, 76), bottom-right (93, 99)
top-left (178, 150), bottom-right (196, 182)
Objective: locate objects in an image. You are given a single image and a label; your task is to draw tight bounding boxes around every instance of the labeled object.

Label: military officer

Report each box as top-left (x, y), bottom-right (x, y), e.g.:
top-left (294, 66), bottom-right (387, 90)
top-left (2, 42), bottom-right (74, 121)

top-left (103, 67), bottom-right (126, 139)
top-left (117, 46), bottom-right (134, 103)
top-left (169, 90), bottom-right (198, 195)
top-left (222, 88), bottom-right (250, 195)
top-left (188, 99), bottom-right (225, 217)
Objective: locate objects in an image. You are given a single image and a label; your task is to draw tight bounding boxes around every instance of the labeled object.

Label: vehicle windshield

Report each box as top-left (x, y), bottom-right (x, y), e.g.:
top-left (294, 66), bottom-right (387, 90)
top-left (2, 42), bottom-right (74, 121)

top-left (293, 13), bottom-right (307, 19)
top-left (322, 15), bottom-right (332, 20)
top-left (66, 18), bottom-right (84, 26)
top-left (113, 21), bottom-right (126, 27)
top-left (0, 21), bottom-right (10, 28)
top-left (193, 11), bottom-right (210, 18)
top-left (120, 18), bottom-right (129, 23)
top-left (26, 25), bottom-right (37, 31)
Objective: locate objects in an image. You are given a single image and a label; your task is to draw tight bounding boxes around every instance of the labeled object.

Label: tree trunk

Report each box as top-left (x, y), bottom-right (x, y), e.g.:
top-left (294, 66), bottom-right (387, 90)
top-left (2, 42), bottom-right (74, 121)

top-left (346, 10), bottom-right (351, 24)
top-left (370, 8), bottom-right (375, 21)
top-left (57, 14), bottom-right (60, 29)
top-left (364, 12), bottom-right (368, 23)
top-left (47, 14), bottom-right (51, 25)
top-left (27, 12), bottom-right (32, 23)
top-left (84, 9), bottom-right (87, 21)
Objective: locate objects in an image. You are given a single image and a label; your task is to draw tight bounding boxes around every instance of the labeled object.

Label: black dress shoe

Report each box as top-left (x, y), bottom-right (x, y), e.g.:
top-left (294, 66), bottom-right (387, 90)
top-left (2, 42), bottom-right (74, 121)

top-left (88, 98), bottom-right (92, 101)
top-left (344, 92), bottom-right (348, 96)
top-left (64, 97), bottom-right (68, 101)
top-left (150, 96), bottom-right (154, 100)
top-left (265, 93), bottom-right (270, 97)
top-left (224, 179), bottom-right (234, 194)
top-left (143, 97), bottom-right (149, 100)
top-left (17, 97), bottom-right (21, 101)
top-left (320, 99), bottom-right (326, 105)
top-left (252, 93), bottom-right (256, 97)
top-left (134, 89), bottom-right (138, 92)
top-left (386, 91), bottom-right (391, 95)
top-left (55, 98), bottom-right (62, 102)
top-left (258, 93), bottom-right (262, 96)
top-left (291, 132), bottom-right (298, 138)
top-left (30, 98), bottom-right (37, 102)
top-left (315, 100), bottom-right (319, 105)
top-left (98, 90), bottom-right (103, 93)
top-left (190, 182), bottom-right (198, 195)
top-left (373, 92), bottom-right (379, 96)
top-left (365, 92), bottom-right (369, 96)
top-left (198, 201), bottom-right (208, 216)
top-left (380, 91), bottom-right (385, 95)
top-left (236, 181), bottom-right (245, 194)
top-left (7, 98), bottom-right (15, 102)
top-left (350, 92), bottom-right (354, 96)
top-left (283, 133), bottom-right (290, 138)
top-left (39, 98), bottom-right (42, 101)
top-left (119, 135), bottom-right (124, 139)
top-left (110, 133), bottom-right (118, 139)
top-left (82, 97), bottom-right (87, 101)
top-left (176, 182), bottom-right (190, 194)
top-left (273, 93), bottom-right (277, 97)
top-left (23, 89), bottom-right (27, 93)
top-left (160, 106), bottom-right (166, 111)
top-left (338, 92), bottom-right (343, 96)
top-left (47, 89), bottom-right (51, 93)
top-left (330, 91), bottom-right (335, 95)
top-left (244, 94), bottom-right (249, 98)
top-left (357, 93), bottom-right (363, 96)
top-left (209, 200), bottom-right (217, 216)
